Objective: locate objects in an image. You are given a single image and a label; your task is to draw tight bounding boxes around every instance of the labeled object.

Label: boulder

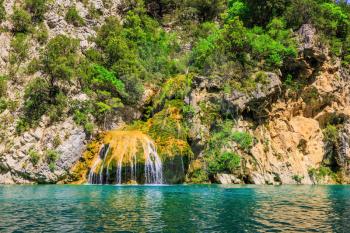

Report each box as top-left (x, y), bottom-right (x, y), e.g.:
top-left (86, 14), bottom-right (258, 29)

top-left (215, 173), bottom-right (241, 184)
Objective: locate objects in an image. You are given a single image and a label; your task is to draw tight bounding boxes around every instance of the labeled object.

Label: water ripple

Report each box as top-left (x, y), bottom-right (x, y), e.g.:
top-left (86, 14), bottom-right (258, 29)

top-left (0, 185), bottom-right (349, 232)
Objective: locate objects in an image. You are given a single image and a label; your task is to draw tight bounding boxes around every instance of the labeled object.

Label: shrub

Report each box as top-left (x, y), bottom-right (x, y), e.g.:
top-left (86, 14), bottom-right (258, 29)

top-left (65, 6), bottom-right (85, 26)
top-left (47, 92), bottom-right (67, 123)
top-left (309, 166), bottom-right (335, 182)
top-left (0, 98), bottom-right (7, 113)
top-left (118, 74), bottom-right (144, 105)
top-left (46, 149), bottom-right (59, 163)
top-left (292, 174), bottom-right (304, 184)
top-left (53, 135), bottom-right (61, 148)
top-left (10, 33), bottom-right (29, 69)
top-left (35, 23), bottom-right (48, 44)
top-left (0, 75), bottom-right (7, 97)
top-left (26, 58), bottom-right (40, 75)
top-left (182, 104), bottom-right (195, 119)
top-left (207, 151), bottom-right (241, 174)
top-left (23, 79), bottom-right (50, 124)
top-left (15, 118), bottom-right (29, 134)
top-left (73, 109), bottom-right (89, 126)
top-left (231, 131), bottom-right (254, 151)
top-left (153, 74), bottom-right (192, 109)
top-left (71, 101), bottom-right (94, 136)
top-left (188, 169), bottom-right (209, 183)
top-left (283, 74), bottom-right (301, 92)
top-left (20, 35), bottom-right (78, 127)
top-left (324, 124), bottom-right (338, 143)
top-left (191, 16), bottom-right (296, 74)
top-left (87, 3), bottom-right (102, 20)
top-left (0, 0), bottom-right (5, 22)
top-left (284, 0), bottom-right (318, 29)
top-left (319, 2), bottom-right (349, 38)
top-left (25, 0), bottom-right (47, 22)
top-left (48, 162), bottom-right (56, 171)
top-left (93, 11), bottom-right (177, 97)
top-left (84, 122), bottom-right (94, 137)
top-left (88, 64), bottom-right (127, 97)
top-left (41, 35), bottom-right (79, 88)
top-left (185, 0), bottom-right (226, 22)
top-left (29, 149), bottom-right (40, 165)
top-left (204, 121), bottom-right (245, 176)
top-left (11, 8), bottom-right (32, 33)
top-left (39, 35), bottom-right (79, 104)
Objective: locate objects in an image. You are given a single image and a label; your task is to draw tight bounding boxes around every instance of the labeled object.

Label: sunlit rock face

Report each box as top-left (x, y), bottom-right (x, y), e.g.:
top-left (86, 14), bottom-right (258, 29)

top-left (88, 131), bottom-right (164, 184)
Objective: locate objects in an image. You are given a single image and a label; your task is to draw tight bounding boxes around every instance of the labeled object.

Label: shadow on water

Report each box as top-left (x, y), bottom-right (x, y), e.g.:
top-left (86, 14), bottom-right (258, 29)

top-left (0, 185), bottom-right (349, 232)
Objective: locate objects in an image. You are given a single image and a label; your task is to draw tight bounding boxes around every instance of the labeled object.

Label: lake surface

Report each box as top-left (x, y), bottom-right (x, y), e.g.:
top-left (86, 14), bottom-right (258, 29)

top-left (0, 185), bottom-right (349, 232)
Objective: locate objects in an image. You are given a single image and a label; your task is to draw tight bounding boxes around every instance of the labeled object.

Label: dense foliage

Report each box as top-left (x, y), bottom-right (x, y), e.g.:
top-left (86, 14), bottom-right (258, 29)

top-left (7, 0), bottom-right (350, 181)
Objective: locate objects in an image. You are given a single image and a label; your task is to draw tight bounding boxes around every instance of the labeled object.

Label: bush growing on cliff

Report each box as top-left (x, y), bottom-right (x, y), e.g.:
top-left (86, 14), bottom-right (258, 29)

top-left (35, 23), bottom-right (48, 44)
top-left (10, 33), bottom-right (29, 71)
top-left (202, 121), bottom-right (247, 177)
top-left (207, 152), bottom-right (241, 174)
top-left (190, 16), bottom-right (296, 76)
top-left (292, 174), bottom-right (304, 184)
top-left (152, 74), bottom-right (193, 110)
top-left (21, 34), bottom-right (79, 126)
top-left (78, 63), bottom-right (127, 126)
top-left (0, 75), bottom-right (7, 97)
top-left (308, 166), bottom-right (336, 183)
top-left (143, 0), bottom-right (226, 22)
top-left (84, 64), bottom-right (127, 98)
top-left (11, 8), bottom-right (32, 33)
top-left (41, 35), bottom-right (79, 91)
top-left (25, 0), bottom-right (47, 22)
top-left (25, 35), bottom-right (79, 122)
top-left (323, 124), bottom-right (339, 144)
top-left (0, 0), bottom-right (5, 22)
top-left (91, 9), bottom-right (180, 103)
top-left (46, 149), bottom-right (60, 171)
top-left (65, 6), bottom-right (85, 26)
top-left (232, 131), bottom-right (254, 151)
top-left (23, 79), bottom-right (50, 124)
top-left (29, 149), bottom-right (40, 165)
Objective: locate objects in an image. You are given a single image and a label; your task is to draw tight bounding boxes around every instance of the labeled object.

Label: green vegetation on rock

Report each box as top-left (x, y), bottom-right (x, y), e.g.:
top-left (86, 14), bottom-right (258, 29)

top-left (25, 0), bottom-right (47, 22)
top-left (5, 0), bottom-right (350, 185)
top-left (11, 8), bottom-right (32, 33)
top-left (65, 6), bottom-right (85, 26)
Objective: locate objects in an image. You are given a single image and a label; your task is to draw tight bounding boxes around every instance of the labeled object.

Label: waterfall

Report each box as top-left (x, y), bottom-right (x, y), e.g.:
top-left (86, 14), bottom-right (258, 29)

top-left (88, 131), bottom-right (163, 185)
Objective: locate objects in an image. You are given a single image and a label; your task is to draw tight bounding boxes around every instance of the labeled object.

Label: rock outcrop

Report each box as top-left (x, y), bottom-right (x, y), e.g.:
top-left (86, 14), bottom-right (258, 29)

top-left (0, 0), bottom-right (349, 185)
top-left (186, 24), bottom-right (350, 184)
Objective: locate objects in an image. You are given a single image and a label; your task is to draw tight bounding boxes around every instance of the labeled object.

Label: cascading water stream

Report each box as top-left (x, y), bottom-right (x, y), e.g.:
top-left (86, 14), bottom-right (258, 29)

top-left (88, 131), bottom-right (163, 185)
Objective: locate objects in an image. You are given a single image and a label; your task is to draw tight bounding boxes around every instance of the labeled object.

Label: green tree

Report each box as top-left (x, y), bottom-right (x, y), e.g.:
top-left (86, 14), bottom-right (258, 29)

top-left (186, 0), bottom-right (226, 22)
top-left (284, 0), bottom-right (318, 29)
top-left (23, 79), bottom-right (50, 123)
top-left (40, 35), bottom-right (79, 100)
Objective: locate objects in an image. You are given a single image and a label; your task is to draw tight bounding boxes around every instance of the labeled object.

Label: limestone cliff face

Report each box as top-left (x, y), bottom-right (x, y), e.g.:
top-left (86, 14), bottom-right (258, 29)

top-left (0, 0), bottom-right (126, 184)
top-left (187, 24), bottom-right (350, 184)
top-left (0, 0), bottom-right (349, 185)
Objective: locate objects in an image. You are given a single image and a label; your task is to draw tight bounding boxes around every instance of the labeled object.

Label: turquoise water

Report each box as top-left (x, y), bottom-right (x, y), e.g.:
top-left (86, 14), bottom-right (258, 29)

top-left (0, 185), bottom-right (349, 232)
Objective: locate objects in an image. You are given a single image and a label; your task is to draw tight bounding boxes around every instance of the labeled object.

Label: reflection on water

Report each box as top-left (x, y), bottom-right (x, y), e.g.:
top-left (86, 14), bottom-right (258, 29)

top-left (0, 185), bottom-right (349, 232)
